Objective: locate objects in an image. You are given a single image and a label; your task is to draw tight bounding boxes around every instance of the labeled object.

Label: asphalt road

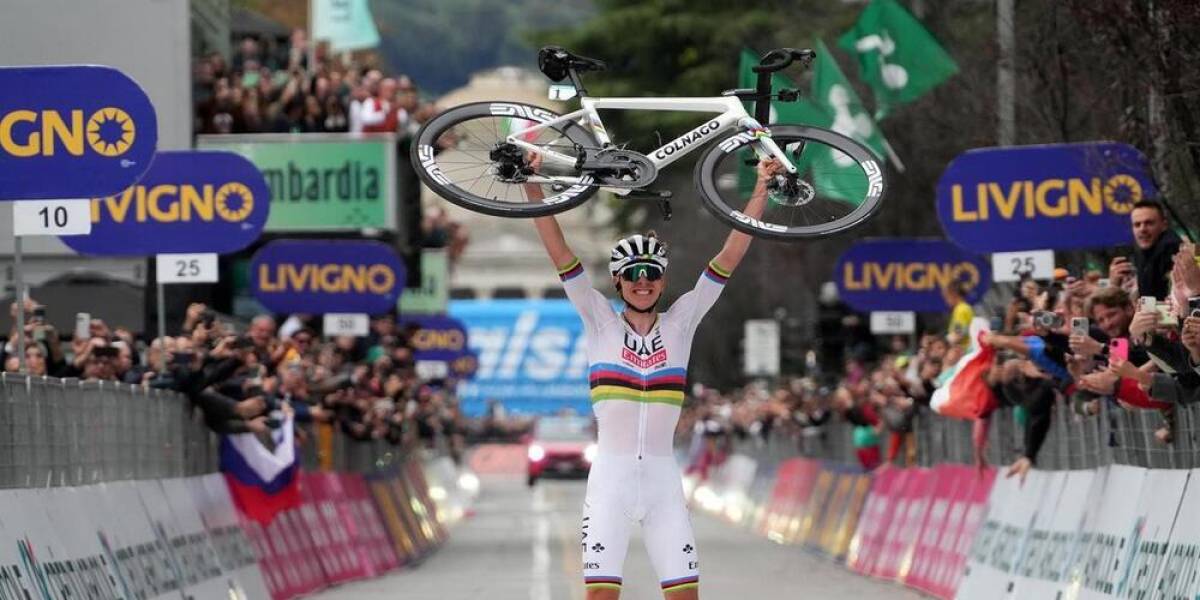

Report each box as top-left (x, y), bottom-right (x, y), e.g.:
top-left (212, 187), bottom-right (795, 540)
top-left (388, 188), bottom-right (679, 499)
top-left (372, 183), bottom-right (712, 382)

top-left (314, 470), bottom-right (925, 600)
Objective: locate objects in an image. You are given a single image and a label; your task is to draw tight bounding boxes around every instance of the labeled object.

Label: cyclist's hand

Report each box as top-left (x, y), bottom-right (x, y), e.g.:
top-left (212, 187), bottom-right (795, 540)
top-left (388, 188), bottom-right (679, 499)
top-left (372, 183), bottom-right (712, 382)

top-left (526, 151), bottom-right (543, 172)
top-left (757, 157), bottom-right (784, 180)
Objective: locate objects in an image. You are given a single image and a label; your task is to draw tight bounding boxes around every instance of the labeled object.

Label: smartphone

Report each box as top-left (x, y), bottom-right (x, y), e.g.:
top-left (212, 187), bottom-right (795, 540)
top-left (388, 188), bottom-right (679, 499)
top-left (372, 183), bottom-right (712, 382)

top-left (1071, 317), bottom-right (1089, 336)
top-left (1188, 297), bottom-right (1200, 318)
top-left (1139, 296), bottom-right (1157, 313)
top-left (172, 351), bottom-right (195, 366)
top-left (1110, 338), bottom-right (1129, 361)
top-left (92, 346), bottom-right (118, 359)
top-left (230, 336), bottom-right (255, 350)
top-left (989, 316), bottom-right (1003, 331)
top-left (1157, 302), bottom-right (1179, 327)
top-left (1098, 278), bottom-right (1111, 288)
top-left (31, 306), bottom-right (46, 323)
top-left (75, 312), bottom-right (91, 340)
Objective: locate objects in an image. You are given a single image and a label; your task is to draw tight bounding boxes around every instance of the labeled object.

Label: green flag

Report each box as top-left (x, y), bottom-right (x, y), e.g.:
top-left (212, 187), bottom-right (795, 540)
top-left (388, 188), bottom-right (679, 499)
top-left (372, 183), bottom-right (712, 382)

top-left (837, 0), bottom-right (959, 119)
top-left (737, 44), bottom-right (887, 202)
top-left (313, 0), bottom-right (380, 52)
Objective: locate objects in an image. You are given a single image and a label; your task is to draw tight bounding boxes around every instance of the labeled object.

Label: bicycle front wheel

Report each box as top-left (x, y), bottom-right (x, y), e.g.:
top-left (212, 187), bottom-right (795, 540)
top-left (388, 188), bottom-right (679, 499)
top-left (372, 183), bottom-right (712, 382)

top-left (412, 101), bottom-right (601, 218)
top-left (695, 125), bottom-right (887, 240)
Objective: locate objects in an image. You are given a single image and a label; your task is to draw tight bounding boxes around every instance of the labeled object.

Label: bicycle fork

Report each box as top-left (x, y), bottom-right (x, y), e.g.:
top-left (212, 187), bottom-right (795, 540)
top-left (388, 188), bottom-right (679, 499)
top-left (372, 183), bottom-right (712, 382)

top-left (739, 117), bottom-right (799, 175)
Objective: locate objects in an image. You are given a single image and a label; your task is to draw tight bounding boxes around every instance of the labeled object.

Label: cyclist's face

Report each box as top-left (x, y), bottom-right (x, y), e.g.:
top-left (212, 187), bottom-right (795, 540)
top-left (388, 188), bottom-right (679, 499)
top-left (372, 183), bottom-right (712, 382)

top-left (616, 272), bottom-right (665, 311)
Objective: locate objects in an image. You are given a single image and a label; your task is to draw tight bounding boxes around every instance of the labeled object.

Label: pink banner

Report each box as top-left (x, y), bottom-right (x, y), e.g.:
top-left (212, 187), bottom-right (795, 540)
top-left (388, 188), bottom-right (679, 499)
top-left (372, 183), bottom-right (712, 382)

top-left (848, 466), bottom-right (908, 576)
top-left (904, 464), bottom-right (969, 597)
top-left (302, 473), bottom-right (371, 584)
top-left (755, 458), bottom-right (806, 535)
top-left (341, 473), bottom-right (403, 574)
top-left (944, 467), bottom-right (994, 594)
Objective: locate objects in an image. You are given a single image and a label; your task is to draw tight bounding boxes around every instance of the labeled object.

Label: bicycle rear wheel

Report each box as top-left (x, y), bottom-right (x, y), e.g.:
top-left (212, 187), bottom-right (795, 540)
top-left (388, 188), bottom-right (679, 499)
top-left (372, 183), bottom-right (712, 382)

top-left (695, 125), bottom-right (886, 240)
top-left (412, 101), bottom-right (601, 218)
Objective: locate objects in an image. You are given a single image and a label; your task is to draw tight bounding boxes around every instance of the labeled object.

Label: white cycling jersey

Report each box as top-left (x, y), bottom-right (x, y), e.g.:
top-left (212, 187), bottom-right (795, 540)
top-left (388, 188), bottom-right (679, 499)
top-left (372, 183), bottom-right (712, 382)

top-left (557, 256), bottom-right (729, 595)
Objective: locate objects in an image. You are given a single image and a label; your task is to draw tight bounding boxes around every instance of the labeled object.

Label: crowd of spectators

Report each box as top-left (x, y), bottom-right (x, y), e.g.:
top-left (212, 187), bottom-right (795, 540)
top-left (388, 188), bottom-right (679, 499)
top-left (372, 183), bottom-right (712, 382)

top-left (3, 302), bottom-right (470, 463)
top-left (679, 200), bottom-right (1198, 481)
top-left (193, 29), bottom-right (438, 137)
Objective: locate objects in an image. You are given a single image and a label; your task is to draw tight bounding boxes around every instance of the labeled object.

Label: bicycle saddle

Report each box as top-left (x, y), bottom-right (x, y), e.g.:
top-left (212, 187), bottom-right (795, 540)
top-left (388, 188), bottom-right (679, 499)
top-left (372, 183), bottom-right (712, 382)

top-left (538, 46), bottom-right (607, 82)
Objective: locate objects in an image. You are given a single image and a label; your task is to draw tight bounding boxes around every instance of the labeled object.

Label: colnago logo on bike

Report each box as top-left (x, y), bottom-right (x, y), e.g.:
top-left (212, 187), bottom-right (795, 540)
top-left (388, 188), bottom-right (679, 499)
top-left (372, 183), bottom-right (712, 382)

top-left (417, 145), bottom-right (450, 186)
top-left (489, 103), bottom-right (557, 123)
top-left (730, 210), bottom-right (787, 233)
top-left (653, 120), bottom-right (722, 161)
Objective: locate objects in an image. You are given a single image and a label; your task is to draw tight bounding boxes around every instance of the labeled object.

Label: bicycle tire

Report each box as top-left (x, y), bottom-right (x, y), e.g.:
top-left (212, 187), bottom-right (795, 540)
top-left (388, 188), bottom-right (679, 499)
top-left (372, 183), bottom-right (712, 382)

top-left (411, 101), bottom-right (601, 218)
top-left (694, 125), bottom-right (887, 240)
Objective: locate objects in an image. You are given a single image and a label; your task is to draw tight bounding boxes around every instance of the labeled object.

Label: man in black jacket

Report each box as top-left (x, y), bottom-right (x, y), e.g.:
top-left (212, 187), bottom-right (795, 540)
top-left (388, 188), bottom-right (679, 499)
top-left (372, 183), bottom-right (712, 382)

top-left (1110, 200), bottom-right (1181, 300)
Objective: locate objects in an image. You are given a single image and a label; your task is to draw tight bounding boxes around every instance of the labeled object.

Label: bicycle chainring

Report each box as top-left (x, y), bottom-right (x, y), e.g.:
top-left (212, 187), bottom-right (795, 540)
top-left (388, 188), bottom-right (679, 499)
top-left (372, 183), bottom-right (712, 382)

top-left (584, 148), bottom-right (658, 188)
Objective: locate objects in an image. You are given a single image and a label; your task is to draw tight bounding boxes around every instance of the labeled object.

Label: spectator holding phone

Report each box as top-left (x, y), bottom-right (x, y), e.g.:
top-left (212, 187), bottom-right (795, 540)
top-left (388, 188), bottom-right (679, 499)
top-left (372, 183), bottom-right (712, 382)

top-left (1110, 200), bottom-right (1181, 300)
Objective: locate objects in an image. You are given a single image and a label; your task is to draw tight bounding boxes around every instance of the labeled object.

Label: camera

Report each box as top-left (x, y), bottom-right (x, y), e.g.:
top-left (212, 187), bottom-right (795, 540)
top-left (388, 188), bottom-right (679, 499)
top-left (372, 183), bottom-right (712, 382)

top-left (200, 309), bottom-right (216, 327)
top-left (1189, 297), bottom-right (1200, 318)
top-left (1032, 311), bottom-right (1064, 329)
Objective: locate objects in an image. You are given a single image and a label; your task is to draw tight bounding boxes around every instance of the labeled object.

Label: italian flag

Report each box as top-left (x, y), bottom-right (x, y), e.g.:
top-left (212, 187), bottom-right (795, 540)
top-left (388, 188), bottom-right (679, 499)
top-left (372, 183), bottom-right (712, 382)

top-left (931, 318), bottom-right (998, 420)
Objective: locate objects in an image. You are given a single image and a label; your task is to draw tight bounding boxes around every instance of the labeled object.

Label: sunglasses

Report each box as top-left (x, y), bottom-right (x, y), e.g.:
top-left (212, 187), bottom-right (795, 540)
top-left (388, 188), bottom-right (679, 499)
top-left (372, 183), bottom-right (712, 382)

top-left (619, 263), bottom-right (664, 282)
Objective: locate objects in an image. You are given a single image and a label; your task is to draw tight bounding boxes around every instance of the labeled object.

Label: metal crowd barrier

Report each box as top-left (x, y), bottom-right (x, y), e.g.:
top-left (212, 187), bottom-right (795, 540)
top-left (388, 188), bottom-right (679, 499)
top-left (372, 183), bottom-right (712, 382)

top-left (0, 373), bottom-right (217, 488)
top-left (731, 400), bottom-right (1200, 473)
top-left (0, 373), bottom-right (422, 490)
top-left (914, 400), bottom-right (1200, 470)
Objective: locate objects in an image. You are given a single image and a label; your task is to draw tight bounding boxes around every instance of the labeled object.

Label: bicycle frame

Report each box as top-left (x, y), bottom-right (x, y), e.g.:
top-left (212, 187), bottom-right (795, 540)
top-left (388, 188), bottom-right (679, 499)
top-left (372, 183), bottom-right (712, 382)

top-left (502, 95), bottom-right (797, 190)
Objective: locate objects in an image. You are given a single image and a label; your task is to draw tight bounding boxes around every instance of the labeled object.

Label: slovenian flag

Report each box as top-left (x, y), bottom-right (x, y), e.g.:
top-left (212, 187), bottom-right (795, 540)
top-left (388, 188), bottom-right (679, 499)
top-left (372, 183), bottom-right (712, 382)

top-left (931, 318), bottom-right (998, 420)
top-left (220, 415), bottom-right (301, 525)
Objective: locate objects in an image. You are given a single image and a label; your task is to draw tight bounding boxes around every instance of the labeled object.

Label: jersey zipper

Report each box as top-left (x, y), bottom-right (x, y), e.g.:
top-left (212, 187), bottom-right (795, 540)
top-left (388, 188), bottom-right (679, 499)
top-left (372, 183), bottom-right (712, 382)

top-left (637, 401), bottom-right (647, 460)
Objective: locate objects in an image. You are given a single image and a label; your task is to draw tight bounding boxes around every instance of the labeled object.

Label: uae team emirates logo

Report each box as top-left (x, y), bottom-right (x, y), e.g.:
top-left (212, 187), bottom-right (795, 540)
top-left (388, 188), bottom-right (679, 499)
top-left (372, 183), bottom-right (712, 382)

top-left (622, 331), bottom-right (667, 369)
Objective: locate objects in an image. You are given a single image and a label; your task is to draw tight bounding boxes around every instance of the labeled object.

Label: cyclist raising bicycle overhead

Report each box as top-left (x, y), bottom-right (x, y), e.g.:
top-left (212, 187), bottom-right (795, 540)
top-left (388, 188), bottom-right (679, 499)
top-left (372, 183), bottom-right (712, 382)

top-left (529, 156), bottom-right (783, 599)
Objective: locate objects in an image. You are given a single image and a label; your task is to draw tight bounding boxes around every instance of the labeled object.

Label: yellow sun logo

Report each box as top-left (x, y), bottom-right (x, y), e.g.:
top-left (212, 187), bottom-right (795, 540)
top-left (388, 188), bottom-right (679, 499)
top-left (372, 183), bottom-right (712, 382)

top-left (85, 107), bottom-right (135, 157)
top-left (1103, 174), bottom-right (1142, 215)
top-left (215, 182), bottom-right (254, 222)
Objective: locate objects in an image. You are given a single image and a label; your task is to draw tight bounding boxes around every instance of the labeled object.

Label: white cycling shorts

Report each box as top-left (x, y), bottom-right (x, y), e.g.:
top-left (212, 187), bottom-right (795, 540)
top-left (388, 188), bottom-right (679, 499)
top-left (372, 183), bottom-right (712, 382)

top-left (581, 455), bottom-right (699, 594)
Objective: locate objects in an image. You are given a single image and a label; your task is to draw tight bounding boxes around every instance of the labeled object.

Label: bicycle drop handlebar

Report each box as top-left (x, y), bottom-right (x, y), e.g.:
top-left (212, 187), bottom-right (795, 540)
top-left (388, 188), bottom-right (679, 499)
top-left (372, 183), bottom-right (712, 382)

top-left (751, 48), bottom-right (815, 124)
top-left (751, 48), bottom-right (816, 74)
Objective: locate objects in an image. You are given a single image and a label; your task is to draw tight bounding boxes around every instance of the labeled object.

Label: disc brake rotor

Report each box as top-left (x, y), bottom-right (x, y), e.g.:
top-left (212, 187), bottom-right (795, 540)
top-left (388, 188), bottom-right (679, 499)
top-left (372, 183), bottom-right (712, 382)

top-left (767, 175), bottom-right (816, 206)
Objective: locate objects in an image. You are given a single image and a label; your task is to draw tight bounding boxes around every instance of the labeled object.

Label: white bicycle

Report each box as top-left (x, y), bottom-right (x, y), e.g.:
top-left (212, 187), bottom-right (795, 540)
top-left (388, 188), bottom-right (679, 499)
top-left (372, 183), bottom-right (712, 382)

top-left (412, 46), bottom-right (887, 240)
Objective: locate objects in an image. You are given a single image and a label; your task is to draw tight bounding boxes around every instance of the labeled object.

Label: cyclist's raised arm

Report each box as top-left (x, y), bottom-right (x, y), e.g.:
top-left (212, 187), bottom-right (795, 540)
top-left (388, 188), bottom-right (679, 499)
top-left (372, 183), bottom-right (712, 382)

top-left (526, 191), bottom-right (576, 272)
top-left (711, 158), bottom-right (782, 275)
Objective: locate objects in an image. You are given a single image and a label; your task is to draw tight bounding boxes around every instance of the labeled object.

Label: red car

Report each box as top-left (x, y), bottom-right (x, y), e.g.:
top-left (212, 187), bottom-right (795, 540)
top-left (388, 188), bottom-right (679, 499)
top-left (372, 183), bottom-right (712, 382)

top-left (526, 415), bottom-right (597, 486)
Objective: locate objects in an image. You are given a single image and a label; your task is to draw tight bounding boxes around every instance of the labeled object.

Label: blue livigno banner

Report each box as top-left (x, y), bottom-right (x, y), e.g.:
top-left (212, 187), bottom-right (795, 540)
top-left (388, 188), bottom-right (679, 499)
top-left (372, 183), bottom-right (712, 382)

top-left (450, 299), bottom-right (590, 417)
top-left (249, 240), bottom-right (404, 315)
top-left (834, 239), bottom-right (991, 313)
top-left (0, 66), bottom-right (157, 199)
top-left (399, 315), bottom-right (469, 363)
top-left (936, 142), bottom-right (1152, 253)
top-left (62, 151), bottom-right (270, 255)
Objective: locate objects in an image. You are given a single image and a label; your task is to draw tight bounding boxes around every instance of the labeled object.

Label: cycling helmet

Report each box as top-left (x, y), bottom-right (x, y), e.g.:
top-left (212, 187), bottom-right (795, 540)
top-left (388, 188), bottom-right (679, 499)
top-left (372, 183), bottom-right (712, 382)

top-left (609, 233), bottom-right (669, 275)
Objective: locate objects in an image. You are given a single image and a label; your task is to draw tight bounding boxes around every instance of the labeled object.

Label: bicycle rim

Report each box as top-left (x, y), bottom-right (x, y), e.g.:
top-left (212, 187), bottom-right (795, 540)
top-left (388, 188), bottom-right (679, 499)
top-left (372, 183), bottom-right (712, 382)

top-left (696, 125), bottom-right (886, 240)
top-left (412, 102), bottom-right (600, 218)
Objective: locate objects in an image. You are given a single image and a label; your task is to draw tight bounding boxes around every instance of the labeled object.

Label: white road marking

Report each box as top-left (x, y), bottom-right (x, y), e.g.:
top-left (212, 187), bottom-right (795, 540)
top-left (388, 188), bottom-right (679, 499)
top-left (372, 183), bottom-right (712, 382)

top-left (531, 485), bottom-right (551, 600)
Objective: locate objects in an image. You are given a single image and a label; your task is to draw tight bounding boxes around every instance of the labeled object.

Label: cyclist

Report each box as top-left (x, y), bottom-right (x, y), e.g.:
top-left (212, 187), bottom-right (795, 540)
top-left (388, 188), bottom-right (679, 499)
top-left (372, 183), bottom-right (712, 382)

top-left (530, 157), bottom-right (783, 599)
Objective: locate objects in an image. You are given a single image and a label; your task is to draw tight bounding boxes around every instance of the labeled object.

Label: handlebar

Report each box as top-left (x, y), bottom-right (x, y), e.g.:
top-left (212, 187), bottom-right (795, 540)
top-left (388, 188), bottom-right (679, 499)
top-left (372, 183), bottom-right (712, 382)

top-left (752, 48), bottom-right (816, 74)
